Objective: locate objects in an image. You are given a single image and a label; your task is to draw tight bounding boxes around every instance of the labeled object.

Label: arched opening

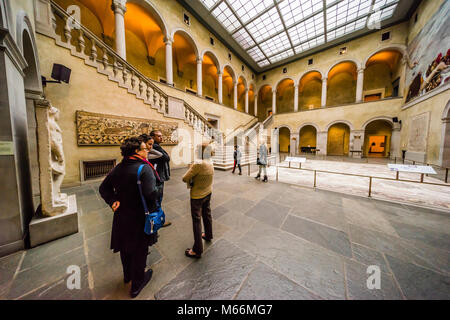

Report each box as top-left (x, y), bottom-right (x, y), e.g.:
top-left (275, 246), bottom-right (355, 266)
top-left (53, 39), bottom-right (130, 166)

top-left (441, 101), bottom-right (450, 167)
top-left (364, 50), bottom-right (403, 101)
top-left (172, 31), bottom-right (197, 92)
top-left (54, 0), bottom-right (114, 45)
top-left (327, 123), bottom-right (350, 156)
top-left (237, 76), bottom-right (246, 112)
top-left (257, 85), bottom-right (272, 121)
top-left (222, 65), bottom-right (235, 108)
top-left (327, 62), bottom-right (357, 106)
top-left (202, 52), bottom-right (219, 101)
top-left (299, 71), bottom-right (322, 110)
top-left (364, 120), bottom-right (393, 158)
top-left (299, 125), bottom-right (317, 154)
top-left (248, 84), bottom-right (255, 115)
top-left (279, 127), bottom-right (291, 154)
top-left (125, 2), bottom-right (165, 81)
top-left (276, 79), bottom-right (294, 114)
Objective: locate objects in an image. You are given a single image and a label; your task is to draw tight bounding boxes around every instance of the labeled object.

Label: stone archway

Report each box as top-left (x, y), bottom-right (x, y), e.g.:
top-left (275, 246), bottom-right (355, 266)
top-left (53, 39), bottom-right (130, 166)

top-left (327, 123), bottom-right (351, 156)
top-left (278, 126), bottom-right (291, 155)
top-left (363, 120), bottom-right (393, 158)
top-left (299, 125), bottom-right (317, 154)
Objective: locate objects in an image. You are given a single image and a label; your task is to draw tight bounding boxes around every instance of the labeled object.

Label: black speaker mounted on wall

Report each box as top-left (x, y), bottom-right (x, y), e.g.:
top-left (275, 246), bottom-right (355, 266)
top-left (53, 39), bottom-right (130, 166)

top-left (42, 63), bottom-right (71, 87)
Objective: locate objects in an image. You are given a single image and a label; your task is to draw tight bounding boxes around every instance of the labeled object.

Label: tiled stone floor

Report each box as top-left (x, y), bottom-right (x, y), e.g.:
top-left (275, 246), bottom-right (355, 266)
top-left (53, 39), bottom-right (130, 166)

top-left (1, 168), bottom-right (449, 300)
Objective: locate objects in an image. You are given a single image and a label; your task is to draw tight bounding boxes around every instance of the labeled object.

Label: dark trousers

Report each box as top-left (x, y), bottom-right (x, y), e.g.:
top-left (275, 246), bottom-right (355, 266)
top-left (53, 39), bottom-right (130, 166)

top-left (156, 181), bottom-right (164, 208)
top-left (120, 242), bottom-right (148, 290)
top-left (190, 193), bottom-right (213, 255)
top-left (232, 161), bottom-right (241, 173)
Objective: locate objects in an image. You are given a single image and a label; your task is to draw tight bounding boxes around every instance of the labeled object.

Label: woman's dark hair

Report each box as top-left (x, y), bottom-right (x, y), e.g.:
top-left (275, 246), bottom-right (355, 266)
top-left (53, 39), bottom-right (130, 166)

top-left (120, 137), bottom-right (142, 157)
top-left (138, 134), bottom-right (153, 143)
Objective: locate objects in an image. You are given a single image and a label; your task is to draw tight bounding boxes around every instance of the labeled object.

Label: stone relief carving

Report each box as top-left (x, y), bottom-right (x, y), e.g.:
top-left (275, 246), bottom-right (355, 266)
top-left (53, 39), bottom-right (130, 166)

top-left (36, 99), bottom-right (68, 216)
top-left (408, 112), bottom-right (430, 153)
top-left (76, 111), bottom-right (179, 146)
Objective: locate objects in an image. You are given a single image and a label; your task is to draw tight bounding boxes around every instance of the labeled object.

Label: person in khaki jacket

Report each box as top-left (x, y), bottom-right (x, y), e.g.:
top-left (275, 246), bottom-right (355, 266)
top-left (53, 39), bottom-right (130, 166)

top-left (182, 142), bottom-right (215, 258)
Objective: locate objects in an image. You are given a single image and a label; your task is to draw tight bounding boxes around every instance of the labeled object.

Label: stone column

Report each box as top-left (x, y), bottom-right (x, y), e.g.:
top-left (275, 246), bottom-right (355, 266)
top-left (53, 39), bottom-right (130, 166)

top-left (196, 57), bottom-right (202, 97)
top-left (356, 67), bottom-right (364, 103)
top-left (391, 122), bottom-right (401, 159)
top-left (111, 0), bottom-right (127, 60)
top-left (254, 94), bottom-right (258, 117)
top-left (291, 132), bottom-right (299, 155)
top-left (272, 90), bottom-right (277, 114)
top-left (294, 83), bottom-right (299, 112)
top-left (321, 77), bottom-right (327, 107)
top-left (316, 131), bottom-right (328, 155)
top-left (164, 37), bottom-right (173, 86)
top-left (218, 71), bottom-right (223, 104)
top-left (233, 82), bottom-right (238, 110)
top-left (245, 89), bottom-right (249, 113)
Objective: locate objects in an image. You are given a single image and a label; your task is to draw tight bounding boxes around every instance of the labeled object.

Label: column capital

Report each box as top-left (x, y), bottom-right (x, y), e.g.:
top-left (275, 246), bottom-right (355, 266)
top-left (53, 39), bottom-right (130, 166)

top-left (217, 71), bottom-right (222, 77)
top-left (111, 0), bottom-right (127, 15)
top-left (272, 89), bottom-right (277, 95)
top-left (245, 88), bottom-right (249, 93)
top-left (196, 57), bottom-right (203, 64)
top-left (357, 67), bottom-right (365, 74)
top-left (163, 37), bottom-right (173, 45)
top-left (294, 83), bottom-right (299, 88)
top-left (322, 76), bottom-right (328, 81)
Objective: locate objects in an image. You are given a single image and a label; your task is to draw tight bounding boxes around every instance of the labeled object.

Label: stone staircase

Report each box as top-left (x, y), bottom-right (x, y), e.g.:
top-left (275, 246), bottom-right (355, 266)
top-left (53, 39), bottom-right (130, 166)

top-left (48, 1), bottom-right (219, 143)
top-left (212, 119), bottom-right (261, 170)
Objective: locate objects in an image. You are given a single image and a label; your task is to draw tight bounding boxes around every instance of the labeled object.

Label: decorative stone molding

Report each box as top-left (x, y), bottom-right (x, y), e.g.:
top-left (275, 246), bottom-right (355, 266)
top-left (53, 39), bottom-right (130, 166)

top-left (76, 110), bottom-right (179, 146)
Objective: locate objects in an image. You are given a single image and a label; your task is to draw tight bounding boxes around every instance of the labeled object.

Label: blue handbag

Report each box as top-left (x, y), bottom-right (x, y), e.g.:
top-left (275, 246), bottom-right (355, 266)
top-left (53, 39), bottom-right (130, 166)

top-left (137, 164), bottom-right (166, 235)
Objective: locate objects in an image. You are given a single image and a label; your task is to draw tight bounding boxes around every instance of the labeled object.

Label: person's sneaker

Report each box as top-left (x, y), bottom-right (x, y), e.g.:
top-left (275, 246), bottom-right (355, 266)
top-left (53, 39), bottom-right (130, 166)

top-left (130, 269), bottom-right (153, 298)
top-left (162, 221), bottom-right (172, 227)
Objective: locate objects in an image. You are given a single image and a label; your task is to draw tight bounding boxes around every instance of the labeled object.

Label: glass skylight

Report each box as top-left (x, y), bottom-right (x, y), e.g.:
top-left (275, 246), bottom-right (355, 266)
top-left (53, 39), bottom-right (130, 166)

top-left (326, 0), bottom-right (372, 30)
top-left (199, 0), bottom-right (220, 10)
top-left (247, 46), bottom-right (265, 62)
top-left (246, 7), bottom-right (284, 43)
top-left (288, 12), bottom-right (324, 46)
top-left (257, 59), bottom-right (270, 67)
top-left (259, 32), bottom-right (291, 57)
top-left (232, 28), bottom-right (256, 49)
top-left (294, 35), bottom-right (325, 54)
top-left (228, 0), bottom-right (273, 24)
top-left (212, 2), bottom-right (241, 33)
top-left (279, 0), bottom-right (323, 28)
top-left (199, 0), bottom-right (402, 68)
top-left (269, 49), bottom-right (294, 63)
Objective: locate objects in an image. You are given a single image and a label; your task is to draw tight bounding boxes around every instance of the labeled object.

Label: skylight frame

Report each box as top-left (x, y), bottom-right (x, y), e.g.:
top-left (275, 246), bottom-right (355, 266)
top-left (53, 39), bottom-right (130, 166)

top-left (199, 0), bottom-right (401, 69)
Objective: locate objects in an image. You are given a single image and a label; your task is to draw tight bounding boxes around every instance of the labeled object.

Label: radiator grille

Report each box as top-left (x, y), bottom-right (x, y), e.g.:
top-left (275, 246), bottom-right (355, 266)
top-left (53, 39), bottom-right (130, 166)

top-left (82, 160), bottom-right (116, 181)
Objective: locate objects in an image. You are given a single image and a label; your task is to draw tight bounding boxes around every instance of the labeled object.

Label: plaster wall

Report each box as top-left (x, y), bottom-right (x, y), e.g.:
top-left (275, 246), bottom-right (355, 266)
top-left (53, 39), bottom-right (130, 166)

top-left (400, 88), bottom-right (450, 165)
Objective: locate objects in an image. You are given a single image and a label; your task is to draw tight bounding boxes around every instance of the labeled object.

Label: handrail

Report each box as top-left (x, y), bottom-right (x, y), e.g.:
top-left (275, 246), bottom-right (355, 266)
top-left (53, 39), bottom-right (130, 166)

top-left (262, 115), bottom-right (273, 128)
top-left (50, 1), bottom-right (214, 132)
top-left (223, 117), bottom-right (258, 141)
top-left (275, 164), bottom-right (450, 190)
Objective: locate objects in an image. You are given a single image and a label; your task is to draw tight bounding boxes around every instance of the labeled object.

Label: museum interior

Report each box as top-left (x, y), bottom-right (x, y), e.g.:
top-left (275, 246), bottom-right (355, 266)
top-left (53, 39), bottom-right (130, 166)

top-left (0, 0), bottom-right (449, 300)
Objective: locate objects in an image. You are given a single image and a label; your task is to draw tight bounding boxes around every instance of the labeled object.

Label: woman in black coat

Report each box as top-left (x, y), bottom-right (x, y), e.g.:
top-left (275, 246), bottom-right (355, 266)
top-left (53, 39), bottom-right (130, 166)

top-left (99, 137), bottom-right (160, 298)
